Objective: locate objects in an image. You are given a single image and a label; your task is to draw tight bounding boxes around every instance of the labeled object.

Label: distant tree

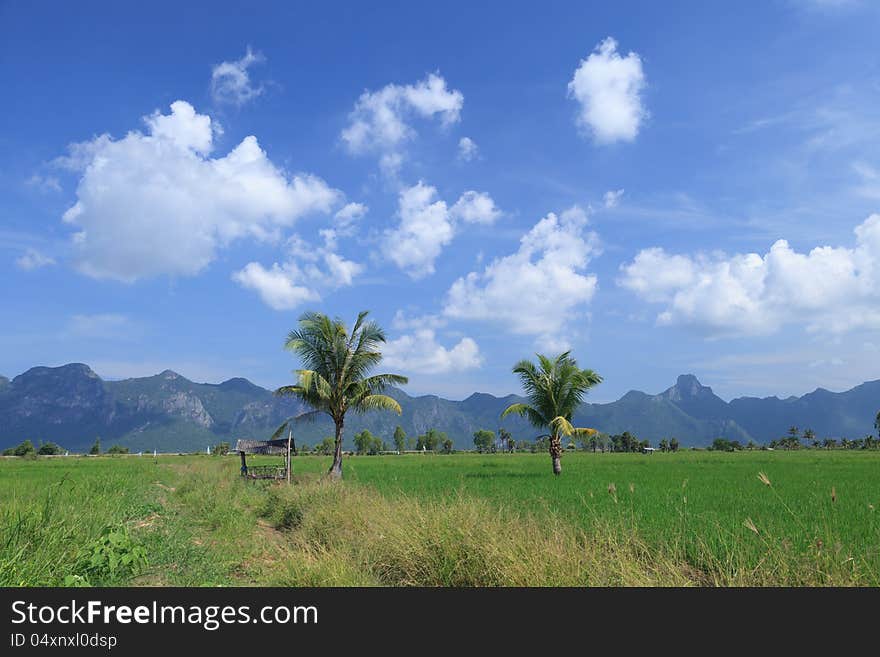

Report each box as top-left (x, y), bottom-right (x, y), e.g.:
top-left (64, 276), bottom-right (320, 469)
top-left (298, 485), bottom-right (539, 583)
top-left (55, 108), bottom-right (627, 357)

top-left (863, 435), bottom-right (877, 450)
top-left (406, 436), bottom-right (416, 450)
top-left (875, 410), bottom-right (880, 437)
top-left (354, 429), bottom-right (376, 455)
top-left (211, 441), bottom-right (231, 456)
top-left (711, 438), bottom-right (734, 452)
top-left (784, 426), bottom-right (801, 450)
top-left (803, 428), bottom-right (817, 448)
top-left (822, 437), bottom-right (838, 449)
top-left (746, 440), bottom-right (758, 450)
top-left (274, 311), bottom-right (407, 479)
top-left (8, 440), bottom-right (36, 457)
top-left (417, 429), bottom-right (443, 451)
top-left (501, 352), bottom-right (601, 475)
top-left (441, 437), bottom-right (454, 454)
top-left (89, 437), bottom-right (101, 455)
top-left (106, 445), bottom-right (129, 455)
top-left (473, 429), bottom-right (495, 453)
top-left (669, 437), bottom-right (680, 452)
top-left (393, 426), bottom-right (407, 453)
top-left (659, 439), bottom-right (669, 453)
top-left (610, 432), bottom-right (641, 453)
top-left (498, 428), bottom-right (513, 453)
top-left (37, 442), bottom-right (63, 456)
top-left (316, 436), bottom-right (336, 455)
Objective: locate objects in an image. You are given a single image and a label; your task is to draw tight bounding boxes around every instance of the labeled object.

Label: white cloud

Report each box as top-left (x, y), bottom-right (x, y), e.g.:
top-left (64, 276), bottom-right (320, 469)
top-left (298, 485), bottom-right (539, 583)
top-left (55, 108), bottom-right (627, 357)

top-left (383, 182), bottom-right (454, 279)
top-left (211, 47), bottom-right (265, 106)
top-left (568, 37), bottom-right (647, 144)
top-left (854, 162), bottom-right (880, 200)
top-left (234, 222), bottom-right (364, 310)
top-left (391, 310), bottom-right (446, 331)
top-left (334, 202), bottom-right (368, 226)
top-left (383, 182), bottom-right (501, 279)
top-left (382, 329), bottom-right (482, 374)
top-left (15, 248), bottom-right (56, 271)
top-left (60, 100), bottom-right (340, 282)
top-left (320, 251), bottom-right (363, 288)
top-left (25, 174), bottom-right (61, 193)
top-left (457, 136), bottom-right (479, 161)
top-left (341, 73), bottom-right (463, 173)
top-left (232, 262), bottom-right (319, 310)
top-left (450, 191), bottom-right (502, 225)
top-left (603, 188), bottom-right (624, 208)
top-left (618, 214), bottom-right (880, 336)
top-left (321, 202), bottom-right (368, 251)
top-left (443, 206), bottom-right (600, 346)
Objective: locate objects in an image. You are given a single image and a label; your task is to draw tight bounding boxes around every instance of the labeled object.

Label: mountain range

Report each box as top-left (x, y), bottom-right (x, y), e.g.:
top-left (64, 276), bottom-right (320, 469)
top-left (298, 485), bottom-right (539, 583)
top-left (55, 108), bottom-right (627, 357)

top-left (0, 363), bottom-right (878, 452)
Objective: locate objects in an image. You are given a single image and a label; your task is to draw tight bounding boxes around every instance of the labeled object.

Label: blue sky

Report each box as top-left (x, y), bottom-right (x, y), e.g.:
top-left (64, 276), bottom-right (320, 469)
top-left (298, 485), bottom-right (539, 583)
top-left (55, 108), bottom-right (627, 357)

top-left (2, 0), bottom-right (880, 401)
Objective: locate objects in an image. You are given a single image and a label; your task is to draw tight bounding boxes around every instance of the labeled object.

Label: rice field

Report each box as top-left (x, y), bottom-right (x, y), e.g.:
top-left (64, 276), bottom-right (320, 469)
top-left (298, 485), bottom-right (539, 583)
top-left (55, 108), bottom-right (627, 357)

top-left (2, 451), bottom-right (878, 586)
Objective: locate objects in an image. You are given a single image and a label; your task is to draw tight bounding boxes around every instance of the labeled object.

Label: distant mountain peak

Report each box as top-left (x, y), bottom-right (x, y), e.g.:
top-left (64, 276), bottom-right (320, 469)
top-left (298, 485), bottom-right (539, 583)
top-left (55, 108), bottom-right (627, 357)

top-left (664, 373), bottom-right (714, 400)
top-left (15, 363), bottom-right (99, 382)
top-left (218, 377), bottom-right (262, 393)
top-left (160, 369), bottom-right (180, 380)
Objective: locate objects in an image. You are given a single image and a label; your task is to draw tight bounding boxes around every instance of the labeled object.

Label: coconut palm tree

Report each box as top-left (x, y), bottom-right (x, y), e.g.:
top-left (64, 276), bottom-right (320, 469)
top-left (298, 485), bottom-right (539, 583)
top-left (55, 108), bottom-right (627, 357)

top-left (501, 352), bottom-right (602, 475)
top-left (273, 311), bottom-right (408, 479)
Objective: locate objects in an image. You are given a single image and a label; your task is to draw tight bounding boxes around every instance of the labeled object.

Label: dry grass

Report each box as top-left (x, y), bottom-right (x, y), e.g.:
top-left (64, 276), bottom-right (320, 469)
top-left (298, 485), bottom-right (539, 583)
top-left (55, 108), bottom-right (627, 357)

top-left (254, 477), bottom-right (697, 586)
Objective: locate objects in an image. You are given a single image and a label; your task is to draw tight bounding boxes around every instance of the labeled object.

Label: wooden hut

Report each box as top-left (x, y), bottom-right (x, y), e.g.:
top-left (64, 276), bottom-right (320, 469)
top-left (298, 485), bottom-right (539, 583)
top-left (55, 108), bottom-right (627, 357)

top-left (233, 434), bottom-right (293, 482)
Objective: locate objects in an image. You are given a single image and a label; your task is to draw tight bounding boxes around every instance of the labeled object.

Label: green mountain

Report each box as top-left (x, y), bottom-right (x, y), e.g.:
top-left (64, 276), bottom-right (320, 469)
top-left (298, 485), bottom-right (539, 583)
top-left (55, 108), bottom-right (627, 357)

top-left (0, 364), bottom-right (878, 452)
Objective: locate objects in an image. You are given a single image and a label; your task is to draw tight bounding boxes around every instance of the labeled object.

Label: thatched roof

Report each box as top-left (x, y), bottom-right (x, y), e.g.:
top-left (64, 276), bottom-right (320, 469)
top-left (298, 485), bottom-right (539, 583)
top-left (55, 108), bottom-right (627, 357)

top-left (232, 438), bottom-right (290, 455)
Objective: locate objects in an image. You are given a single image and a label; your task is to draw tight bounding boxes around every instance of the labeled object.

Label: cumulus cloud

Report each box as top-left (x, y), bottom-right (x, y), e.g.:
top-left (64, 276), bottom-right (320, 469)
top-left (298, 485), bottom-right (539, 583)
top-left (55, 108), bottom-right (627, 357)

top-left (15, 248), bottom-right (56, 271)
top-left (341, 73), bottom-right (463, 174)
top-left (450, 191), bottom-right (502, 225)
top-left (60, 100), bottom-right (340, 282)
top-left (568, 37), bottom-right (647, 144)
top-left (457, 136), bottom-right (479, 161)
top-left (234, 223), bottom-right (364, 310)
top-left (211, 47), bottom-right (265, 106)
top-left (443, 206), bottom-right (600, 346)
top-left (231, 262), bottom-right (319, 311)
top-left (603, 188), bottom-right (624, 208)
top-left (618, 214), bottom-right (880, 335)
top-left (382, 328), bottom-right (482, 374)
top-left (383, 182), bottom-right (501, 279)
top-left (334, 202), bottom-right (368, 226)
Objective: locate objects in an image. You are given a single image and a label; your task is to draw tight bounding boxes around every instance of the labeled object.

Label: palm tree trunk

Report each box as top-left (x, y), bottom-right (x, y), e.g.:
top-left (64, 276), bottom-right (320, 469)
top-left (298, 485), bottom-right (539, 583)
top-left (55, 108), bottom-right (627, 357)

top-left (549, 433), bottom-right (562, 475)
top-left (328, 418), bottom-right (344, 479)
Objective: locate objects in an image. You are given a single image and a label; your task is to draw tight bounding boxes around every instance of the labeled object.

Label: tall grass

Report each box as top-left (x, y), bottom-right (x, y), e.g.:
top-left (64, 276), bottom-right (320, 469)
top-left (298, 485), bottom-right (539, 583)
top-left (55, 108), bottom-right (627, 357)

top-left (2, 452), bottom-right (878, 586)
top-left (0, 457), bottom-right (166, 585)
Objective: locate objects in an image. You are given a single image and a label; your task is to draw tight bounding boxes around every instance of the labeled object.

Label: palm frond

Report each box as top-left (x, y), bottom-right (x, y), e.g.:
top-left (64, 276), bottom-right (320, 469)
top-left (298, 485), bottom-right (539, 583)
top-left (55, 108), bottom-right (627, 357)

top-left (355, 394), bottom-right (402, 415)
top-left (294, 409), bottom-right (324, 423)
top-left (550, 415), bottom-right (576, 437)
top-left (269, 421), bottom-right (289, 442)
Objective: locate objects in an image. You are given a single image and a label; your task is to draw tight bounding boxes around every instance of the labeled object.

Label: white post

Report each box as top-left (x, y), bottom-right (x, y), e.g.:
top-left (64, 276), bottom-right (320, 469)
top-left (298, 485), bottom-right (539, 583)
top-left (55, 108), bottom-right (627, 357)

top-left (286, 429), bottom-right (292, 484)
